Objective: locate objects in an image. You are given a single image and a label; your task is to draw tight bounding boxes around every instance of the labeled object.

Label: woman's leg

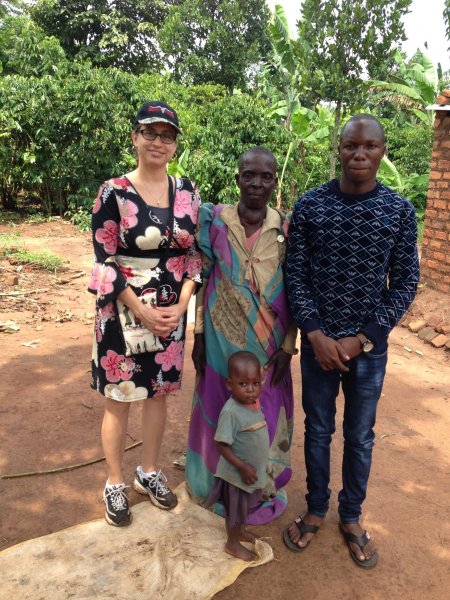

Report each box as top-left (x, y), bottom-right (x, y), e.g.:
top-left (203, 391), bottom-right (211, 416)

top-left (133, 395), bottom-right (177, 510)
top-left (141, 395), bottom-right (167, 472)
top-left (101, 397), bottom-right (131, 484)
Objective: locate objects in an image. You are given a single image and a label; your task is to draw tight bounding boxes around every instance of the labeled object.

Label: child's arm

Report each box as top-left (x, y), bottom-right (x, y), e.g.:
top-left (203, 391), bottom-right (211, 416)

top-left (215, 441), bottom-right (257, 485)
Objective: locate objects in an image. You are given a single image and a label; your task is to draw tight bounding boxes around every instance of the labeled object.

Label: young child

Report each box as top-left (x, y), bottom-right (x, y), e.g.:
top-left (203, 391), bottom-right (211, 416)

top-left (207, 351), bottom-right (270, 561)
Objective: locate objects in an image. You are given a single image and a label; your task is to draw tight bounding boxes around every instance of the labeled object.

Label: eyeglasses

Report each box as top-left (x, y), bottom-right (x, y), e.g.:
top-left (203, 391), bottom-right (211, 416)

top-left (137, 129), bottom-right (177, 144)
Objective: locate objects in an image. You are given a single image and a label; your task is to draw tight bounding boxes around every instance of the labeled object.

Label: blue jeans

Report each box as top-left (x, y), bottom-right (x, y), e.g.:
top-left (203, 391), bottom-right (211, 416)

top-left (300, 342), bottom-right (388, 524)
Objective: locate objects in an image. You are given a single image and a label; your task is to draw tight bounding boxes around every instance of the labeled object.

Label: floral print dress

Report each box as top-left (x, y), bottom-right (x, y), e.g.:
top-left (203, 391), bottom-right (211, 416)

top-left (88, 176), bottom-right (202, 401)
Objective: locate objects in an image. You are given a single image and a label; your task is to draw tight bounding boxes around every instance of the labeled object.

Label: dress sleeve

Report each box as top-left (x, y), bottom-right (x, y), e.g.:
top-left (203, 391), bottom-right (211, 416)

top-left (193, 203), bottom-right (216, 334)
top-left (87, 182), bottom-right (128, 308)
top-left (182, 182), bottom-right (203, 286)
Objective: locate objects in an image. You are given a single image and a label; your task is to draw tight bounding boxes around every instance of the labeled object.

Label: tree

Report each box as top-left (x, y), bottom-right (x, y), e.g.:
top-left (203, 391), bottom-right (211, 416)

top-left (0, 0), bottom-right (23, 18)
top-left (445, 0), bottom-right (450, 52)
top-left (266, 5), bottom-right (332, 206)
top-left (297, 0), bottom-right (411, 178)
top-left (157, 0), bottom-right (270, 90)
top-left (28, 0), bottom-right (171, 73)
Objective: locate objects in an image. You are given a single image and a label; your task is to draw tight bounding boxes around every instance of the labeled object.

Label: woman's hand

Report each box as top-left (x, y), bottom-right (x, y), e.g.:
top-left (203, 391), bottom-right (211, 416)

top-left (192, 333), bottom-right (206, 375)
top-left (264, 349), bottom-right (292, 387)
top-left (136, 303), bottom-right (180, 337)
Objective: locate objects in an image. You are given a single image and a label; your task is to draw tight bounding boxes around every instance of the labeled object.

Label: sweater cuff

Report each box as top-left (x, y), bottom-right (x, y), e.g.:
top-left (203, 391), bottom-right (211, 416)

top-left (300, 318), bottom-right (322, 336)
top-left (360, 320), bottom-right (388, 349)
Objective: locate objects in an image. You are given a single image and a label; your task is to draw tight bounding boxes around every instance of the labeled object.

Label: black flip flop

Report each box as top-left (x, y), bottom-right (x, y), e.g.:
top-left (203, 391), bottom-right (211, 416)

top-left (339, 522), bottom-right (379, 569)
top-left (283, 515), bottom-right (319, 553)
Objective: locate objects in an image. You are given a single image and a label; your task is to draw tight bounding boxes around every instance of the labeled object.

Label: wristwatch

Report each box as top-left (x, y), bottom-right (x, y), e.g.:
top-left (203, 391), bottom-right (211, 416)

top-left (356, 332), bottom-right (374, 353)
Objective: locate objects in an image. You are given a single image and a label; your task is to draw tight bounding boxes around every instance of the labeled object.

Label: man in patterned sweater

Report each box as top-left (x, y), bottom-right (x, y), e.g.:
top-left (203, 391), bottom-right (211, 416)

top-left (283, 115), bottom-right (419, 568)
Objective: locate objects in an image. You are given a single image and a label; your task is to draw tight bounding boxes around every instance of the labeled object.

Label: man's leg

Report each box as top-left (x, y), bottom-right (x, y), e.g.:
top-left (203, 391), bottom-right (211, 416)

top-left (339, 351), bottom-right (387, 522)
top-left (285, 342), bottom-right (340, 549)
top-left (338, 350), bottom-right (387, 564)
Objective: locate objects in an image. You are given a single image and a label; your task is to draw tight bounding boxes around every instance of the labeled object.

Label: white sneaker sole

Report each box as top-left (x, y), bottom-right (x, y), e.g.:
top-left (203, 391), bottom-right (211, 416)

top-left (104, 510), bottom-right (132, 527)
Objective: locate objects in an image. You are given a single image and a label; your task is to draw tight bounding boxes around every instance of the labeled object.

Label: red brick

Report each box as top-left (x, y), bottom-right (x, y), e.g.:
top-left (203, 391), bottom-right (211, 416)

top-left (430, 240), bottom-right (442, 249)
top-left (430, 171), bottom-right (442, 180)
top-left (435, 231), bottom-right (447, 240)
top-left (425, 259), bottom-right (439, 269)
top-left (437, 323), bottom-right (450, 335)
top-left (425, 209), bottom-right (438, 218)
top-left (442, 141), bottom-right (450, 149)
top-left (437, 283), bottom-right (450, 293)
top-left (431, 334), bottom-right (448, 348)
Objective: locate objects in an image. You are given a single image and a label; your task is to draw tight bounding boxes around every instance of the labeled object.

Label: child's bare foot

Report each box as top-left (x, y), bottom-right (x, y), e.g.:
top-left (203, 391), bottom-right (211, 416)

top-left (225, 541), bottom-right (256, 561)
top-left (240, 526), bottom-right (257, 543)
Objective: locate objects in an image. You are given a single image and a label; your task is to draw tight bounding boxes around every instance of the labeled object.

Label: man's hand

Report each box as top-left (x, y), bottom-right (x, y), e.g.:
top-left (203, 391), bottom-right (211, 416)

top-left (307, 329), bottom-right (350, 372)
top-left (337, 336), bottom-right (361, 360)
top-left (264, 349), bottom-right (292, 387)
top-left (191, 333), bottom-right (206, 375)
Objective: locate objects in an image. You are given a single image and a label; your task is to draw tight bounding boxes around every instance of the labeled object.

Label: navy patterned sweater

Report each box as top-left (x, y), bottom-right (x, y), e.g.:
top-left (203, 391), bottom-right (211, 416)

top-left (286, 179), bottom-right (420, 351)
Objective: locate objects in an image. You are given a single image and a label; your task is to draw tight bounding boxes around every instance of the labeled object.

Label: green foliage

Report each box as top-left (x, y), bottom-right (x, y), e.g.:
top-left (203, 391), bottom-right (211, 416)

top-left (157, 0), bottom-right (270, 90)
top-left (28, 0), bottom-right (169, 73)
top-left (377, 156), bottom-right (429, 216)
top-left (382, 120), bottom-right (433, 175)
top-left (369, 49), bottom-right (439, 125)
top-left (445, 0), bottom-right (450, 51)
top-left (0, 14), bottom-right (68, 76)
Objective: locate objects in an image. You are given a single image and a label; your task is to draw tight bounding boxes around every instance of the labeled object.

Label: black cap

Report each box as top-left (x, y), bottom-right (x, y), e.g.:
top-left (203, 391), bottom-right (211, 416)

top-left (133, 101), bottom-right (182, 133)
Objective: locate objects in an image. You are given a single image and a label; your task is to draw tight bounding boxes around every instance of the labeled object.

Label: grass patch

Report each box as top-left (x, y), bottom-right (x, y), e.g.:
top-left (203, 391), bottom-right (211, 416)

top-left (8, 248), bottom-right (66, 271)
top-left (0, 233), bottom-right (66, 271)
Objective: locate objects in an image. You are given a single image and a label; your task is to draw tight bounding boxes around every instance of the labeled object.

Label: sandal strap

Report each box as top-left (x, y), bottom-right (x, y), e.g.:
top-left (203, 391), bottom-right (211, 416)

top-left (341, 529), bottom-right (371, 550)
top-left (294, 515), bottom-right (319, 536)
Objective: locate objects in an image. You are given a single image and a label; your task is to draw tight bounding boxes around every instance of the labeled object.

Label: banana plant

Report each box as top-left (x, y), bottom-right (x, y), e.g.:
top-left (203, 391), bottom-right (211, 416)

top-left (167, 147), bottom-right (190, 178)
top-left (268, 4), bottom-right (332, 206)
top-left (369, 49), bottom-right (439, 126)
top-left (377, 155), bottom-right (429, 217)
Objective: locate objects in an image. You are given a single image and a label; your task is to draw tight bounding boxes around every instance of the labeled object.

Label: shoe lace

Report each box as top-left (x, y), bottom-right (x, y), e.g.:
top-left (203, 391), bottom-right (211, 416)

top-left (150, 470), bottom-right (171, 495)
top-left (105, 484), bottom-right (129, 511)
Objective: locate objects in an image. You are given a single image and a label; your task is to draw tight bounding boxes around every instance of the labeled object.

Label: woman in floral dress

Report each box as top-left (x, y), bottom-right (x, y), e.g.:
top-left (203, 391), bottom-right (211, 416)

top-left (88, 101), bottom-right (202, 526)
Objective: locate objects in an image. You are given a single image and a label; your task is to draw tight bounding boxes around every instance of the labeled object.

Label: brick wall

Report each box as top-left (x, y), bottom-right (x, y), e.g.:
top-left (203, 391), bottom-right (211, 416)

top-left (420, 90), bottom-right (450, 294)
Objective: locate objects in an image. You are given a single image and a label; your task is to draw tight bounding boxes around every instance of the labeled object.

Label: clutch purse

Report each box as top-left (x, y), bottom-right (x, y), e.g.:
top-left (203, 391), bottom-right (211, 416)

top-left (116, 290), bottom-right (164, 357)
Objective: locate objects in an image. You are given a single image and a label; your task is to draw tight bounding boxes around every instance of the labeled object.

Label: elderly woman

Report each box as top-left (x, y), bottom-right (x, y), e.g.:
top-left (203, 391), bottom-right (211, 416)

top-left (186, 147), bottom-right (296, 524)
top-left (88, 101), bottom-right (202, 526)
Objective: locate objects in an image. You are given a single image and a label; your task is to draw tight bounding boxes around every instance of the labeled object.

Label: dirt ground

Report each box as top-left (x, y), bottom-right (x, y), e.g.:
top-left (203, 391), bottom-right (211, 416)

top-left (1, 221), bottom-right (450, 600)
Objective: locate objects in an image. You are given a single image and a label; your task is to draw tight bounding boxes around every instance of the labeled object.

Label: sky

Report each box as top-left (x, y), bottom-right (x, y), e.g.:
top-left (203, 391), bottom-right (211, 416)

top-left (267, 0), bottom-right (450, 73)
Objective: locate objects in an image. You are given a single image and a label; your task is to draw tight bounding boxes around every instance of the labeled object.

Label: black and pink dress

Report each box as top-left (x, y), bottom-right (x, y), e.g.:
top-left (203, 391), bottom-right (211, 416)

top-left (88, 176), bottom-right (202, 401)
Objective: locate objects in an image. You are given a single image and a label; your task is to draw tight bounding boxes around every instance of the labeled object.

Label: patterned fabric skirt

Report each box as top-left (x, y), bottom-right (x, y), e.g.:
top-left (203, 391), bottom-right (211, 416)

top-left (206, 478), bottom-right (263, 528)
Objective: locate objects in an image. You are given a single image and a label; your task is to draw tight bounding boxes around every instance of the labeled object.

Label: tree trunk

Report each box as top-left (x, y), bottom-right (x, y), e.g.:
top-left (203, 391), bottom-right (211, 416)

top-left (329, 99), bottom-right (342, 180)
